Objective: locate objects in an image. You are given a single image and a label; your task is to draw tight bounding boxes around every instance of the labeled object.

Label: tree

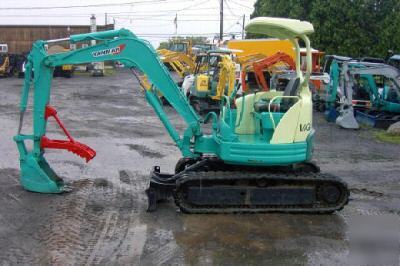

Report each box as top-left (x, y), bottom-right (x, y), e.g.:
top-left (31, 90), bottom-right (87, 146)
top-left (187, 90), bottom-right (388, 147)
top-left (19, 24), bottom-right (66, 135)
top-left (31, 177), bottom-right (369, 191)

top-left (158, 36), bottom-right (209, 50)
top-left (251, 0), bottom-right (400, 58)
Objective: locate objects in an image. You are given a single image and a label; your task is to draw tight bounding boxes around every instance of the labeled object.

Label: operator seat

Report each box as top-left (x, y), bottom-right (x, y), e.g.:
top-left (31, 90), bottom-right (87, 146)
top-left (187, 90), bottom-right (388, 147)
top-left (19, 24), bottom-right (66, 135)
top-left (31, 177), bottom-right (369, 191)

top-left (254, 77), bottom-right (300, 112)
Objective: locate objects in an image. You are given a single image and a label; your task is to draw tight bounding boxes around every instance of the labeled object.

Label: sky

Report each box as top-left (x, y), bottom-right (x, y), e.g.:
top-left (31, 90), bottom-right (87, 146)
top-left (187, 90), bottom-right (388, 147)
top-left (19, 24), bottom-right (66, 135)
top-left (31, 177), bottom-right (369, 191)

top-left (0, 0), bottom-right (257, 47)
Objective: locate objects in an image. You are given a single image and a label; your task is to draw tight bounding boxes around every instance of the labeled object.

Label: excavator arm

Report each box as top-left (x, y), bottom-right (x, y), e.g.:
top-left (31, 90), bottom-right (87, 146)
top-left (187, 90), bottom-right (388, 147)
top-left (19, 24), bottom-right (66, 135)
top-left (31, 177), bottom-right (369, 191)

top-left (211, 55), bottom-right (236, 100)
top-left (252, 52), bottom-right (296, 91)
top-left (14, 29), bottom-right (202, 193)
top-left (238, 53), bottom-right (266, 93)
top-left (160, 51), bottom-right (195, 78)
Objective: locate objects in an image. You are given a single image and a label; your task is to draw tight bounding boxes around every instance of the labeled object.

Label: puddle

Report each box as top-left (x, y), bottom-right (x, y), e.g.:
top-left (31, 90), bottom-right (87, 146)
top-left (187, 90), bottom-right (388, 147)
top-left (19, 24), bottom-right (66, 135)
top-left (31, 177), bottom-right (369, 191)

top-left (174, 214), bottom-right (346, 264)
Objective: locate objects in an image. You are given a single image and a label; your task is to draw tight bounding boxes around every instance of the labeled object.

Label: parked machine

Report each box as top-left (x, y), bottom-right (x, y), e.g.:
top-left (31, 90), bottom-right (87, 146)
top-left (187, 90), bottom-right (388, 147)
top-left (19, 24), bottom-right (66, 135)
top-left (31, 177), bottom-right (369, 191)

top-left (0, 44), bottom-right (10, 77)
top-left (323, 55), bottom-right (353, 120)
top-left (0, 54), bottom-right (12, 77)
top-left (388, 54), bottom-right (400, 70)
top-left (158, 41), bottom-right (194, 72)
top-left (241, 52), bottom-right (296, 93)
top-left (160, 51), bottom-right (195, 79)
top-left (47, 45), bottom-right (75, 78)
top-left (351, 63), bottom-right (400, 128)
top-left (325, 59), bottom-right (400, 129)
top-left (14, 17), bottom-right (349, 214)
top-left (192, 44), bottom-right (217, 55)
top-left (185, 50), bottom-right (236, 114)
top-left (10, 54), bottom-right (27, 78)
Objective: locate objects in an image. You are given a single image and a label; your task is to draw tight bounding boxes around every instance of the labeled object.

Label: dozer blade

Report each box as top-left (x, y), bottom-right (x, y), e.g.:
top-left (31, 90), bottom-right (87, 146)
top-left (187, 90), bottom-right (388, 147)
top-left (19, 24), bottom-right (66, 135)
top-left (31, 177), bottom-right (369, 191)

top-left (173, 171), bottom-right (349, 214)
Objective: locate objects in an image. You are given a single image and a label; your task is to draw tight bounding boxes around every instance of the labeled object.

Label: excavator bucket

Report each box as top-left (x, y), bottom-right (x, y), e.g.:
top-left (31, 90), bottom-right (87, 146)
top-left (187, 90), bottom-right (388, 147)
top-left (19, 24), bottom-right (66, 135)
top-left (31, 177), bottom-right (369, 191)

top-left (21, 156), bottom-right (64, 193)
top-left (336, 106), bottom-right (359, 129)
top-left (14, 135), bottom-right (64, 193)
top-left (14, 105), bottom-right (95, 193)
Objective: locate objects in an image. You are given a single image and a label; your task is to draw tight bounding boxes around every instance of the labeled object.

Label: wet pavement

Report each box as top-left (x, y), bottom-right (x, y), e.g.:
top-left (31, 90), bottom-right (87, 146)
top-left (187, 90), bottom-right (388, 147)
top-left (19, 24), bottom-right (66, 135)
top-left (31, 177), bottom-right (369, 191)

top-left (0, 70), bottom-right (399, 265)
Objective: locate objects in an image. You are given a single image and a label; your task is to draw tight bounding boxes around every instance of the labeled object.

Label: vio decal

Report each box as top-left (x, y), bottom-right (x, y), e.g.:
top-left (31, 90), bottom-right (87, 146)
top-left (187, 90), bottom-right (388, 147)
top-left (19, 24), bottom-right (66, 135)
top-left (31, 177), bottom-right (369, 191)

top-left (92, 44), bottom-right (126, 57)
top-left (299, 123), bottom-right (311, 132)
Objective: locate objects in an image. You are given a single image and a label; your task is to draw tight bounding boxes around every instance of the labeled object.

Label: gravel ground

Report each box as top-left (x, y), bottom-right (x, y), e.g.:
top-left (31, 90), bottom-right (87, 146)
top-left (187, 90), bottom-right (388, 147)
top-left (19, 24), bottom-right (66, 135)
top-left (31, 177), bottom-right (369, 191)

top-left (0, 69), bottom-right (399, 265)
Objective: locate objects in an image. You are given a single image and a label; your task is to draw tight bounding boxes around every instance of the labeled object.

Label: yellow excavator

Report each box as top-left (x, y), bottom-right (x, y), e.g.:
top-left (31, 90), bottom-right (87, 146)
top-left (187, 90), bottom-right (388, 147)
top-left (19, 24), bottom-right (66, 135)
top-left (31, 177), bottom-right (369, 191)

top-left (160, 51), bottom-right (195, 78)
top-left (47, 45), bottom-right (74, 78)
top-left (0, 54), bottom-right (12, 77)
top-left (158, 40), bottom-right (193, 57)
top-left (157, 40), bottom-right (197, 80)
top-left (184, 50), bottom-right (237, 113)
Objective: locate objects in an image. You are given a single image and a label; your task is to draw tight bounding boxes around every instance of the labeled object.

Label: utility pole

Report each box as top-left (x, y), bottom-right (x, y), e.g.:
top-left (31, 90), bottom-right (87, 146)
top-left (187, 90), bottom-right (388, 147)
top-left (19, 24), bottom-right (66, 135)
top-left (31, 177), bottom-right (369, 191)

top-left (242, 14), bottom-right (245, 39)
top-left (219, 0), bottom-right (223, 42)
top-left (90, 14), bottom-right (97, 46)
top-left (105, 13), bottom-right (108, 25)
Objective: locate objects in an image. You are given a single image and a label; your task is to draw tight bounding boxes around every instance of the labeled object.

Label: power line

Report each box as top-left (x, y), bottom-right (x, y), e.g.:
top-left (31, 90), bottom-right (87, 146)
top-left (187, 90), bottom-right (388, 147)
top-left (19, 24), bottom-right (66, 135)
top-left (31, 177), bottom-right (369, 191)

top-left (224, 0), bottom-right (238, 17)
top-left (136, 31), bottom-right (242, 36)
top-left (175, 0), bottom-right (212, 12)
top-left (0, 13), bottom-right (238, 18)
top-left (228, 0), bottom-right (254, 10)
top-left (0, 0), bottom-right (187, 10)
top-left (113, 16), bottom-right (239, 22)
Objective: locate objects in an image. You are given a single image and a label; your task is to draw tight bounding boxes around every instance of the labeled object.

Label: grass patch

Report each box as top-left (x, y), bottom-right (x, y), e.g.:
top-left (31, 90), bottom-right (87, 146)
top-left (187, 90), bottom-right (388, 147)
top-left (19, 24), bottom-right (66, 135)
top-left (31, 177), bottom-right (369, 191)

top-left (72, 67), bottom-right (116, 77)
top-left (375, 131), bottom-right (400, 144)
top-left (104, 68), bottom-right (116, 76)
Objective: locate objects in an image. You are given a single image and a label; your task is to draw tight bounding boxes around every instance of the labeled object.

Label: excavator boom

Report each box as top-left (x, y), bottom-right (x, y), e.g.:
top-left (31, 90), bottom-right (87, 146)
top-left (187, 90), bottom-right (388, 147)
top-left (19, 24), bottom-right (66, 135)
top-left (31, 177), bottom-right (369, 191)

top-left (253, 52), bottom-right (296, 91)
top-left (240, 52), bottom-right (295, 93)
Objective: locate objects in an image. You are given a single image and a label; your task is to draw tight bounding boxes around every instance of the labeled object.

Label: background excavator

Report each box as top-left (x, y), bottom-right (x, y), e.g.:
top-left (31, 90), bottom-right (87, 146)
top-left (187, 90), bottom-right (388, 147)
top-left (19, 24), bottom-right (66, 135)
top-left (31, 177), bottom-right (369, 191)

top-left (241, 52), bottom-right (296, 93)
top-left (323, 55), bottom-right (353, 121)
top-left (388, 54), bottom-right (400, 70)
top-left (158, 40), bottom-right (195, 77)
top-left (0, 54), bottom-right (12, 77)
top-left (323, 59), bottom-right (400, 128)
top-left (14, 17), bottom-right (349, 214)
top-left (47, 45), bottom-right (75, 78)
top-left (160, 51), bottom-right (195, 79)
top-left (184, 50), bottom-right (236, 114)
top-left (336, 61), bottom-right (400, 129)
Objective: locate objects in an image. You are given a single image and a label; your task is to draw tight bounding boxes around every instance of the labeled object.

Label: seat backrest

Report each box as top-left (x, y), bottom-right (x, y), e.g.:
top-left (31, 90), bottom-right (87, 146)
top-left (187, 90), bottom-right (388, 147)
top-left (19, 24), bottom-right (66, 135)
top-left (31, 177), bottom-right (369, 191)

top-left (283, 77), bottom-right (300, 96)
top-left (280, 77), bottom-right (300, 111)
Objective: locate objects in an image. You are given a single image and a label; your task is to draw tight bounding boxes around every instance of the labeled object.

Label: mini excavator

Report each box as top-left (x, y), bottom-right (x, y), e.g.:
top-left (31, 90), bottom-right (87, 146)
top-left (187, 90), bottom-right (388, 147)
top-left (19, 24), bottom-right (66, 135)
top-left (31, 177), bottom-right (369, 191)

top-left (14, 17), bottom-right (349, 213)
top-left (185, 50), bottom-right (236, 114)
top-left (326, 60), bottom-right (400, 129)
top-left (241, 52), bottom-right (296, 93)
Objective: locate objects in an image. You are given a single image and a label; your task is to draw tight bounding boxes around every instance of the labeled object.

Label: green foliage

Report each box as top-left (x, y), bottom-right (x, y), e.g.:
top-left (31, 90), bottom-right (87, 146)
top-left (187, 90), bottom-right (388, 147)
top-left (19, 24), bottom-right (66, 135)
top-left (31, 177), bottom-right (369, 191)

top-left (251, 0), bottom-right (400, 58)
top-left (158, 36), bottom-right (208, 50)
top-left (375, 131), bottom-right (400, 144)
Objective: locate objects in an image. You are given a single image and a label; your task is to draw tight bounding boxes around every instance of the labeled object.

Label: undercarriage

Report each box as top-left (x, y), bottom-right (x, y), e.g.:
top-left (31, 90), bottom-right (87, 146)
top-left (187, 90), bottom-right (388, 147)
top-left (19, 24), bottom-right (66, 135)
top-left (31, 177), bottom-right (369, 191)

top-left (146, 158), bottom-right (349, 214)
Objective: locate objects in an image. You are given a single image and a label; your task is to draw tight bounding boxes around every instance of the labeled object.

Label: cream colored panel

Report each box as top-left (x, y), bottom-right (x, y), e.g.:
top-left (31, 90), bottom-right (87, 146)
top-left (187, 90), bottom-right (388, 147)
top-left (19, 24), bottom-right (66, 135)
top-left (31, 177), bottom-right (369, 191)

top-left (270, 101), bottom-right (301, 144)
top-left (235, 94), bottom-right (256, 134)
top-left (294, 85), bottom-right (313, 142)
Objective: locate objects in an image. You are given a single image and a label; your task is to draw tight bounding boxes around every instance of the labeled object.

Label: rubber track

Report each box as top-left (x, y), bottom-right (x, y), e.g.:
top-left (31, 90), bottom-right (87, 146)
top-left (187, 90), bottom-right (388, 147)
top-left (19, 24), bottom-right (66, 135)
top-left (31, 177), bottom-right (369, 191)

top-left (173, 171), bottom-right (349, 214)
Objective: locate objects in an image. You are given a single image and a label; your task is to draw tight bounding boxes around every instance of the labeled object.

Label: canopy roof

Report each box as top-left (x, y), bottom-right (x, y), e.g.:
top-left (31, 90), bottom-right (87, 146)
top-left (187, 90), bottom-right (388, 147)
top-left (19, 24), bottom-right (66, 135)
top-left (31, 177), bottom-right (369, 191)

top-left (245, 17), bottom-right (314, 39)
